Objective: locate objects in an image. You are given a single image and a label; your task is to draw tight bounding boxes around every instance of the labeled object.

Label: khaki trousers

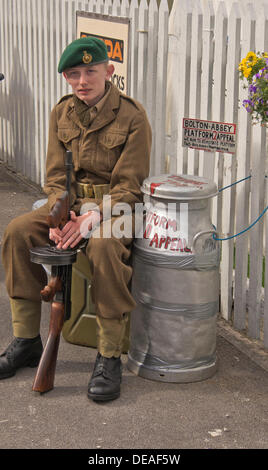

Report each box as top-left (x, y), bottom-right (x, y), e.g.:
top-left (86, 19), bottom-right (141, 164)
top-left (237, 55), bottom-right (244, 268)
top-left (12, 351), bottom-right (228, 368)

top-left (1, 203), bottom-right (135, 357)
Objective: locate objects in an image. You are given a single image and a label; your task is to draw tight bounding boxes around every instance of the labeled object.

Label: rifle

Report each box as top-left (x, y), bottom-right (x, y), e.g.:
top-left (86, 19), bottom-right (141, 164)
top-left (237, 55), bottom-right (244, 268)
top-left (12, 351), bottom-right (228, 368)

top-left (29, 150), bottom-right (77, 393)
top-left (47, 149), bottom-right (73, 228)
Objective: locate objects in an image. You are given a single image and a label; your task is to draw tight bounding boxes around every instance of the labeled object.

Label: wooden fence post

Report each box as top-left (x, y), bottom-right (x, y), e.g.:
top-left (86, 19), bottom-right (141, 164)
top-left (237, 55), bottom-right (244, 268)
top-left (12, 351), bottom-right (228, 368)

top-left (220, 1), bottom-right (241, 321)
top-left (233, 3), bottom-right (256, 333)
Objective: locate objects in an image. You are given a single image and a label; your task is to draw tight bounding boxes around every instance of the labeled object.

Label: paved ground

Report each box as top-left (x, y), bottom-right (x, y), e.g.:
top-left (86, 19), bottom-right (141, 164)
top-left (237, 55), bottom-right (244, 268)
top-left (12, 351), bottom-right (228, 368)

top-left (0, 161), bottom-right (267, 450)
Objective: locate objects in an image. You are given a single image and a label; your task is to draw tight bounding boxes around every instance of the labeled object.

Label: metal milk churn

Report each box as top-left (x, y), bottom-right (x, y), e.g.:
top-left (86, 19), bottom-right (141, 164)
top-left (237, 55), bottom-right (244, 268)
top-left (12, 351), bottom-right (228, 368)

top-left (127, 174), bottom-right (220, 383)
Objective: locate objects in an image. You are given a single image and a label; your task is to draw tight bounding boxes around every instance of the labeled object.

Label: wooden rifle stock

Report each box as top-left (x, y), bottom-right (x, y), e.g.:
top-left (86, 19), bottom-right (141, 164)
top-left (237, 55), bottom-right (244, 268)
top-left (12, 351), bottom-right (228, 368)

top-left (30, 150), bottom-right (76, 393)
top-left (30, 251), bottom-right (76, 393)
top-left (32, 274), bottom-right (64, 393)
top-left (47, 191), bottom-right (69, 228)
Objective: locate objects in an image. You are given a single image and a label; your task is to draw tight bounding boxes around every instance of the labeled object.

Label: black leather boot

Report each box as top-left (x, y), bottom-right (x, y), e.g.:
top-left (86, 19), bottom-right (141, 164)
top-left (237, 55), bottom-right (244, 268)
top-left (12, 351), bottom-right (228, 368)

top-left (87, 352), bottom-right (122, 402)
top-left (0, 335), bottom-right (43, 379)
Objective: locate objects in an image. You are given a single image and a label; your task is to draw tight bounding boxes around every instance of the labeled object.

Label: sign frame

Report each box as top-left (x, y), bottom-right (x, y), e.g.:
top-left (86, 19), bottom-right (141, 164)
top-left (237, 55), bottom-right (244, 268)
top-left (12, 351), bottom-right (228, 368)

top-left (76, 11), bottom-right (131, 95)
top-left (182, 117), bottom-right (237, 154)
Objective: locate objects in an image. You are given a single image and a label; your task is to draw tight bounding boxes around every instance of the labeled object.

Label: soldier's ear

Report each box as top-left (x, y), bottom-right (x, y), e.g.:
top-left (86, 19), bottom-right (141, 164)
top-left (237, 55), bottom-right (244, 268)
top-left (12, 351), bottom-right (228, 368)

top-left (106, 64), bottom-right (115, 80)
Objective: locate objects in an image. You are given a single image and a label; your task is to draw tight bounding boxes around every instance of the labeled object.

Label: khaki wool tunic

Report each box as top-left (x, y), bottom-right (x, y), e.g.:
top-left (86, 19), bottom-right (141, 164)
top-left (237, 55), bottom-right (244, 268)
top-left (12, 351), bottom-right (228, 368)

top-left (44, 82), bottom-right (152, 215)
top-left (2, 82), bottom-right (152, 330)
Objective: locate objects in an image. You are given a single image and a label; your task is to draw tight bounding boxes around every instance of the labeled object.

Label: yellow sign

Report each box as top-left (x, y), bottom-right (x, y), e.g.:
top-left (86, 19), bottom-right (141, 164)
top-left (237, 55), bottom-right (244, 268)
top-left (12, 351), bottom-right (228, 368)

top-left (77, 12), bottom-right (130, 94)
top-left (81, 33), bottom-right (124, 64)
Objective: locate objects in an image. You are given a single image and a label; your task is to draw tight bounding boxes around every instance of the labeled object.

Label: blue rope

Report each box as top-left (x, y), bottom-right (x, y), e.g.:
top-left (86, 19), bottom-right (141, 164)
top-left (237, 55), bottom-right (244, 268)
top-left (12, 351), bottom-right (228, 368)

top-left (218, 175), bottom-right (252, 193)
top-left (213, 206), bottom-right (268, 241)
top-left (213, 174), bottom-right (268, 241)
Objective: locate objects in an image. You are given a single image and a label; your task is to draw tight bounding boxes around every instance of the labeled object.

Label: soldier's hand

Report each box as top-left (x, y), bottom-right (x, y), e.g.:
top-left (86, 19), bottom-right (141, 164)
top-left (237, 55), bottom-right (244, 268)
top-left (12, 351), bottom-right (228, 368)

top-left (56, 210), bottom-right (102, 249)
top-left (49, 227), bottom-right (63, 245)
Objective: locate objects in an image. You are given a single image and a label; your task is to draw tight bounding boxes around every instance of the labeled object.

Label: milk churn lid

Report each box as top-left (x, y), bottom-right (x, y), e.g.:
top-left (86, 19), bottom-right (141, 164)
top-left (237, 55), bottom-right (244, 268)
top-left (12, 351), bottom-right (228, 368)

top-left (142, 174), bottom-right (218, 200)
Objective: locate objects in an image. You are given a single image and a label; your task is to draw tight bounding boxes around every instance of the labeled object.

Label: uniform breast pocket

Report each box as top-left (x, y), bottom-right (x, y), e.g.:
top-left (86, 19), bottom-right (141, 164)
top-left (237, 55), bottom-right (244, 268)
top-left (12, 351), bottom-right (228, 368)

top-left (58, 128), bottom-right (80, 150)
top-left (97, 131), bottom-right (127, 171)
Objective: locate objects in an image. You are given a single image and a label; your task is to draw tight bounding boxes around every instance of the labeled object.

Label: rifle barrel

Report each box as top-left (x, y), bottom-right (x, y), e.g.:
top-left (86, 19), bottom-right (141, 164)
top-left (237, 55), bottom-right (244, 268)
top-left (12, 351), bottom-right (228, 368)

top-left (65, 150), bottom-right (73, 220)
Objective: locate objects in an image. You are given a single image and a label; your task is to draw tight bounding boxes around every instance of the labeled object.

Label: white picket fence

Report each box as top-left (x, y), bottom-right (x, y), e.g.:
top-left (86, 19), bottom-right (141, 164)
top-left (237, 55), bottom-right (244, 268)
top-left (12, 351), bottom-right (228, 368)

top-left (0, 0), bottom-right (267, 349)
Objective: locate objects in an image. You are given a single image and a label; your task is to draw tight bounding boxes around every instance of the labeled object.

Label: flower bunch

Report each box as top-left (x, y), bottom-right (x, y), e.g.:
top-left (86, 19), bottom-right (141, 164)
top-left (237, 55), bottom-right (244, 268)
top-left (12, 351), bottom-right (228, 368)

top-left (238, 51), bottom-right (268, 125)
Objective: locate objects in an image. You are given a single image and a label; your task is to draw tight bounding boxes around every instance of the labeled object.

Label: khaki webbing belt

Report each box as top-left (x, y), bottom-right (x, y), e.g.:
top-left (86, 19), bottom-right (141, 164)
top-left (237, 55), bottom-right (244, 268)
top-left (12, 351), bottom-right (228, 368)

top-left (76, 181), bottom-right (110, 199)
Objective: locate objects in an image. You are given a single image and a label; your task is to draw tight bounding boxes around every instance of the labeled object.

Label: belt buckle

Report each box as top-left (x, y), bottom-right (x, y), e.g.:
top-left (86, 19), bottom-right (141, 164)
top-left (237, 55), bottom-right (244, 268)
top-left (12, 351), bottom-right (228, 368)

top-left (84, 184), bottom-right (94, 198)
top-left (77, 182), bottom-right (94, 199)
top-left (93, 184), bottom-right (111, 199)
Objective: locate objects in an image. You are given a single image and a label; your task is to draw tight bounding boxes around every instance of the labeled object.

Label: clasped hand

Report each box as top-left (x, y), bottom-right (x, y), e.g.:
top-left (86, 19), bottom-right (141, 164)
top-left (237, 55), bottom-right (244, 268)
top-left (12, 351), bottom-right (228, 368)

top-left (49, 210), bottom-right (101, 249)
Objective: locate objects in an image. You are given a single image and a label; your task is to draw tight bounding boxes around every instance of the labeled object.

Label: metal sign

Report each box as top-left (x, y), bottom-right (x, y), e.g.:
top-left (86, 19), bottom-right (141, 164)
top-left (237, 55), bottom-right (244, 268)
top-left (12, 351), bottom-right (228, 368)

top-left (76, 11), bottom-right (130, 94)
top-left (182, 118), bottom-right (237, 154)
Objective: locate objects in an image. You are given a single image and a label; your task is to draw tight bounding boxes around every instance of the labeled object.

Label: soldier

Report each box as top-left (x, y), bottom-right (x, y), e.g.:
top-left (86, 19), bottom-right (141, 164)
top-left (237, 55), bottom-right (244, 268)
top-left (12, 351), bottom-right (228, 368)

top-left (0, 37), bottom-right (152, 401)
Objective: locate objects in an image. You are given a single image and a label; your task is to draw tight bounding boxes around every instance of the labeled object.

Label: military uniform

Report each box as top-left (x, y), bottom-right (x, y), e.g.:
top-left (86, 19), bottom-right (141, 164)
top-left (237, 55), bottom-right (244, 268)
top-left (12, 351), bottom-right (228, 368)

top-left (1, 36), bottom-right (151, 401)
top-left (2, 81), bottom-right (152, 357)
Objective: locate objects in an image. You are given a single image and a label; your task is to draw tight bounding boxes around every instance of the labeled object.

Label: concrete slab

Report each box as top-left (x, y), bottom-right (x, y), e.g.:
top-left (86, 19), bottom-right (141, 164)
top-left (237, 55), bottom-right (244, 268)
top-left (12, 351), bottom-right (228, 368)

top-left (0, 162), bottom-right (267, 450)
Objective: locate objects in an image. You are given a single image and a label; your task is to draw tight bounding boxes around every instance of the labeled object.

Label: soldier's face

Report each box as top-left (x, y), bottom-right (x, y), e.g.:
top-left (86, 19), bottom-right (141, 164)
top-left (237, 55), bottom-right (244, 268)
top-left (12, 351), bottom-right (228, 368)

top-left (63, 63), bottom-right (114, 106)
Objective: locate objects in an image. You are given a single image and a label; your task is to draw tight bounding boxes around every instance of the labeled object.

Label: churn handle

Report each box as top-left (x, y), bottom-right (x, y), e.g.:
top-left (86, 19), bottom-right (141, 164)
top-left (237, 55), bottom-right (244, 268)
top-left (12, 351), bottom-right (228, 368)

top-left (192, 230), bottom-right (218, 253)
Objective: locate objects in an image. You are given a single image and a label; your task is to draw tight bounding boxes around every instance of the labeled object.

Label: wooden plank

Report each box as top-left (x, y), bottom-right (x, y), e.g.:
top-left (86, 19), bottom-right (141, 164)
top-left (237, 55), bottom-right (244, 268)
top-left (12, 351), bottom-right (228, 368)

top-left (77, 0), bottom-right (89, 11)
top-left (67, 0), bottom-right (76, 98)
top-left (233, 3), bottom-right (256, 332)
top-left (145, 0), bottom-right (158, 175)
top-left (212, 1), bottom-right (228, 233)
top-left (9, 0), bottom-right (15, 170)
top-left (120, 0), bottom-right (130, 17)
top-left (0, 0), bottom-right (4, 163)
top-left (26, 0), bottom-right (36, 182)
top-left (22, 0), bottom-right (30, 177)
top-left (61, 1), bottom-right (69, 97)
top-left (103, 0), bottom-right (112, 15)
top-left (8, 0), bottom-right (13, 166)
top-left (146, 0), bottom-right (158, 124)
top-left (263, 4), bottom-right (268, 348)
top-left (31, 0), bottom-right (41, 183)
top-left (182, 0), bottom-right (192, 175)
top-left (154, 0), bottom-right (169, 175)
top-left (129, 0), bottom-right (139, 98)
top-left (5, 0), bottom-right (12, 168)
top-left (111, 0), bottom-right (122, 17)
top-left (136, 0), bottom-right (149, 105)
top-left (264, 166), bottom-right (268, 349)
top-left (15, 0), bottom-right (22, 172)
top-left (4, 0), bottom-right (9, 166)
top-left (43, 0), bottom-right (50, 187)
top-left (201, 0), bottom-right (215, 180)
top-left (175, 0), bottom-right (193, 174)
top-left (67, 1), bottom-right (75, 48)
top-left (2, 0), bottom-right (9, 167)
top-left (23, 0), bottom-right (29, 178)
top-left (220, 1), bottom-right (241, 321)
top-left (55, 0), bottom-right (63, 103)
top-left (49, 0), bottom-right (56, 115)
top-left (188, 0), bottom-right (203, 176)
top-left (37, 0), bottom-right (45, 185)
top-left (11, 0), bottom-right (18, 170)
top-left (15, 0), bottom-right (23, 174)
top-left (0, 0), bottom-right (5, 161)
top-left (248, 3), bottom-right (268, 339)
top-left (95, 0), bottom-right (104, 15)
top-left (166, 0), bottom-right (180, 173)
top-left (88, 0), bottom-right (97, 13)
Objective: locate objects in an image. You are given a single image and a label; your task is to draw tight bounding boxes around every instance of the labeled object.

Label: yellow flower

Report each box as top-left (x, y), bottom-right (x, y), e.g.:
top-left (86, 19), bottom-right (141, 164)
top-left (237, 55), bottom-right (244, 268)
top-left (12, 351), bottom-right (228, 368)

top-left (245, 51), bottom-right (257, 65)
top-left (243, 67), bottom-right (252, 78)
top-left (239, 57), bottom-right (247, 68)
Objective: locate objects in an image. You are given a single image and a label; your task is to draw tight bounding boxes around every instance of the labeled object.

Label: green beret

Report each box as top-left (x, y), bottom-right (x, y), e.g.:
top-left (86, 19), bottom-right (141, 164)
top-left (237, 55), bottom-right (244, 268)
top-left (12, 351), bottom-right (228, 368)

top-left (58, 37), bottom-right (108, 73)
